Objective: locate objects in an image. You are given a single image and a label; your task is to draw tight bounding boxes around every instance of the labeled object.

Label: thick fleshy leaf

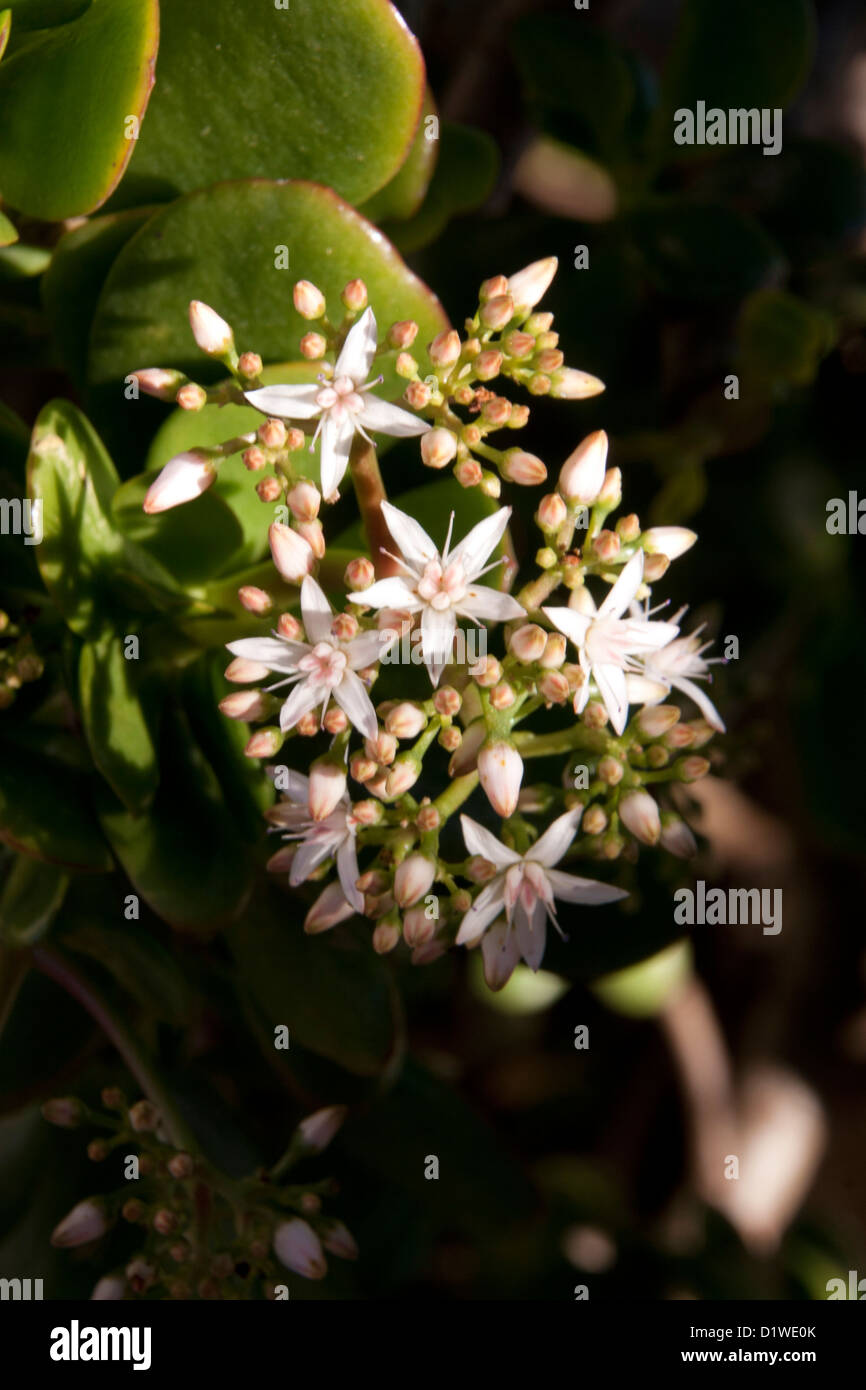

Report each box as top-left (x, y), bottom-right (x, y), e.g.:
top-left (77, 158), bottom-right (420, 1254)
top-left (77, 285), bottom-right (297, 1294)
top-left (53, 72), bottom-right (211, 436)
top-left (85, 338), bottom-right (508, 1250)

top-left (0, 742), bottom-right (113, 872)
top-left (737, 288), bottom-right (836, 387)
top-left (0, 854), bottom-right (68, 946)
top-left (628, 200), bottom-right (784, 301)
top-left (383, 123), bottom-right (500, 254)
top-left (0, 0), bottom-right (159, 218)
top-left (78, 629), bottom-right (160, 813)
top-left (113, 0), bottom-right (424, 209)
top-left (87, 180), bottom-right (448, 454)
top-left (228, 885), bottom-right (398, 1078)
top-left (0, 209), bottom-right (17, 246)
top-left (360, 87), bottom-right (439, 224)
top-left (96, 706), bottom-right (253, 934)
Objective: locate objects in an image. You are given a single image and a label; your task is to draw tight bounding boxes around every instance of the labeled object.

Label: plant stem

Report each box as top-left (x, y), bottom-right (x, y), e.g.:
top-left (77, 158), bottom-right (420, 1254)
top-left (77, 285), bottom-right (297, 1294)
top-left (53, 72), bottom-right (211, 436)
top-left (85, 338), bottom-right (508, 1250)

top-left (31, 945), bottom-right (199, 1153)
top-left (433, 771), bottom-right (479, 821)
top-left (349, 436), bottom-right (396, 578)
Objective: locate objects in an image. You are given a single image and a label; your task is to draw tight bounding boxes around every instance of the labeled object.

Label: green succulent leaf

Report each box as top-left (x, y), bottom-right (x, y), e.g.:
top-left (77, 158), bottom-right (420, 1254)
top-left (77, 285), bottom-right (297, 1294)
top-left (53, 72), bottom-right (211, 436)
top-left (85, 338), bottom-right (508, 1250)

top-left (0, 854), bottom-right (68, 946)
top-left (78, 628), bottom-right (160, 813)
top-left (383, 122), bottom-right (500, 255)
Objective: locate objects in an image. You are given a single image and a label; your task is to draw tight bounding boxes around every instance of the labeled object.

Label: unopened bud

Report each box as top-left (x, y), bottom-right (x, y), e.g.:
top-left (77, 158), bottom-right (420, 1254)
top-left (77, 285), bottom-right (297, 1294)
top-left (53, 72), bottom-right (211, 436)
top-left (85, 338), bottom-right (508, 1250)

top-left (273, 1219), bottom-right (327, 1279)
top-left (393, 854), bottom-right (436, 909)
top-left (507, 256), bottom-right (558, 312)
top-left (478, 741), bottom-right (523, 818)
top-left (243, 446), bottom-right (267, 471)
top-left (345, 556), bottom-right (376, 590)
top-left (644, 553), bottom-right (670, 582)
top-left (660, 813), bottom-right (698, 859)
top-left (550, 367), bottom-right (605, 399)
top-left (189, 300), bottom-right (234, 355)
top-left (258, 417), bottom-right (287, 450)
top-left (676, 756), bottom-right (710, 782)
top-left (293, 280), bottom-right (326, 320)
top-left (501, 449), bottom-right (547, 485)
top-left (642, 527), bottom-right (697, 560)
top-left (388, 320), bottom-right (418, 349)
top-left (143, 450), bottom-right (217, 514)
top-left (428, 330), bottom-right (461, 367)
top-left (130, 368), bottom-right (185, 400)
top-left (402, 905), bottom-right (436, 947)
top-left (480, 294), bottom-right (514, 331)
top-left (637, 704), bottom-right (680, 738)
top-left (538, 493), bottom-right (567, 531)
top-left (269, 522), bottom-right (314, 582)
top-left (177, 382), bottom-right (206, 411)
top-left (297, 1105), bottom-right (347, 1153)
top-left (42, 1097), bottom-right (84, 1128)
top-left (421, 428), bottom-right (458, 469)
top-left (51, 1198), bottom-right (109, 1248)
top-left (509, 623), bottom-right (547, 663)
top-left (238, 351), bottom-right (262, 378)
top-left (304, 882), bottom-right (356, 934)
top-left (300, 332), bottom-right (327, 359)
top-left (618, 789), bottom-right (661, 845)
top-left (592, 529), bottom-right (620, 562)
top-left (558, 430), bottom-right (608, 506)
top-left (309, 760), bottom-right (347, 821)
top-left (540, 633), bottom-right (567, 668)
top-left (219, 689), bottom-right (272, 721)
top-left (385, 702), bottom-right (427, 739)
top-left (238, 585), bottom-right (272, 615)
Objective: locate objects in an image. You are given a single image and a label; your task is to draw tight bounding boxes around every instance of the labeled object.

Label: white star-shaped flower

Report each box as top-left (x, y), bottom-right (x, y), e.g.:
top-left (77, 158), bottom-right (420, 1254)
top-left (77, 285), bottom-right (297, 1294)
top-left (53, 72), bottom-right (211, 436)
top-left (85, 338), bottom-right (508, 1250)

top-left (631, 612), bottom-right (725, 733)
top-left (227, 576), bottom-right (388, 740)
top-left (266, 769), bottom-right (363, 912)
top-left (456, 809), bottom-right (628, 969)
top-left (542, 552), bottom-right (679, 735)
top-left (244, 307), bottom-right (428, 502)
top-left (357, 501), bottom-right (525, 685)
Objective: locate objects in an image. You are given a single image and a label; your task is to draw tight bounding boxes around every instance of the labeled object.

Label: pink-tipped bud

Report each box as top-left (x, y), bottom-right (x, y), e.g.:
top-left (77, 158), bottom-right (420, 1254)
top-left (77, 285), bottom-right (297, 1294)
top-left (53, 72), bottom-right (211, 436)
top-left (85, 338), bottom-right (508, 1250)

top-left (395, 351), bottom-right (419, 378)
top-left (416, 802), bottom-right (440, 832)
top-left (540, 670), bottom-right (569, 704)
top-left (507, 256), bottom-right (558, 311)
top-left (258, 417), bottom-right (287, 450)
top-left (273, 1219), bottom-right (327, 1279)
top-left (51, 1198), bottom-right (109, 1248)
top-left (394, 853), bottom-right (436, 908)
top-left (559, 430), bottom-right (608, 505)
top-left (341, 279), bottom-right (368, 312)
top-left (421, 428), bottom-right (458, 469)
top-left (385, 758), bottom-right (420, 798)
top-left (293, 280), bottom-right (326, 320)
top-left (455, 459), bottom-right (483, 488)
top-left (501, 449), bottom-right (547, 486)
top-left (478, 741), bottom-right (523, 818)
top-left (297, 1104), bottom-right (347, 1153)
top-left (143, 450), bottom-right (216, 514)
top-left (389, 320), bottom-right (419, 348)
top-left (244, 727), bottom-right (283, 758)
top-left (660, 814), bottom-right (697, 859)
top-left (509, 623), bottom-right (547, 663)
top-left (300, 332), bottom-right (327, 360)
top-left (219, 689), bottom-right (271, 721)
top-left (238, 586), bottom-right (272, 615)
top-left (345, 556), bottom-right (375, 590)
top-left (256, 476), bottom-right (283, 503)
top-left (550, 367), bottom-right (605, 399)
top-left (637, 704), bottom-right (681, 738)
top-left (296, 519), bottom-right (325, 559)
top-left (366, 731), bottom-right (397, 766)
top-left (540, 633), bottom-right (567, 668)
top-left (480, 294), bottom-right (515, 331)
top-left (131, 368), bottom-right (185, 400)
top-left (309, 760), bottom-right (347, 821)
top-left (372, 921), bottom-right (401, 954)
top-left (189, 300), bottom-right (234, 355)
top-left (91, 1275), bottom-right (126, 1301)
top-left (405, 379), bottom-right (431, 409)
top-left (287, 480), bottom-right (321, 521)
top-left (619, 790), bottom-right (661, 846)
top-left (243, 446), bottom-right (267, 471)
top-left (644, 553), bottom-right (670, 583)
top-left (238, 351), bottom-right (263, 378)
top-left (277, 613), bottom-right (302, 640)
top-left (593, 529), bottom-right (620, 562)
top-left (304, 882), bottom-right (356, 934)
top-left (598, 466), bottom-right (622, 508)
top-left (432, 685), bottom-right (461, 717)
top-left (42, 1097), bottom-right (85, 1128)
top-left (677, 755), bottom-right (711, 782)
top-left (428, 329), bottom-right (461, 367)
top-left (475, 349), bottom-right (503, 381)
top-left (176, 382), bottom-right (206, 411)
top-left (385, 702), bottom-right (427, 739)
top-left (402, 904), bottom-right (437, 947)
top-left (642, 527), bottom-right (697, 560)
top-left (269, 522), bottom-right (314, 583)
top-left (537, 493), bottom-right (567, 531)
top-left (480, 274), bottom-right (509, 301)
top-left (321, 1221), bottom-right (359, 1260)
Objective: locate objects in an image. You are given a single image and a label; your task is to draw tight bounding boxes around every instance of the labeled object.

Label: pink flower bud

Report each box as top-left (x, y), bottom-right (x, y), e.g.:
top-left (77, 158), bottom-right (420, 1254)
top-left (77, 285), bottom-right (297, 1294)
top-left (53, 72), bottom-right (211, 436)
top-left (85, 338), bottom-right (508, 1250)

top-left (304, 881), bottom-right (356, 934)
top-left (42, 1097), bottom-right (84, 1127)
top-left (402, 905), bottom-right (437, 947)
top-left (478, 741), bottom-right (523, 818)
top-left (509, 623), bottom-right (547, 663)
top-left (537, 493), bottom-right (567, 531)
top-left (540, 670), bottom-right (570, 704)
top-left (287, 480), bottom-right (321, 521)
top-left (421, 428), bottom-right (458, 469)
top-left (143, 450), bottom-right (217, 514)
top-left (91, 1275), bottom-right (126, 1300)
top-left (428, 329), bottom-right (461, 367)
top-left (475, 349), bottom-right (503, 380)
top-left (243, 446), bottom-right (267, 471)
top-left (131, 368), bottom-right (185, 400)
top-left (618, 790), bottom-right (661, 845)
top-left (341, 279), bottom-right (368, 311)
top-left (296, 518), bottom-right (326, 559)
top-left (345, 556), bottom-right (376, 590)
top-left (273, 1219), bottom-right (327, 1279)
top-left (385, 702), bottom-right (427, 739)
top-left (237, 586), bottom-right (272, 615)
top-left (598, 466), bottom-right (622, 508)
top-left (51, 1198), bottom-right (110, 1248)
top-left (550, 367), bottom-right (605, 399)
top-left (501, 449), bottom-right (547, 485)
top-left (540, 633), bottom-right (567, 668)
top-left (293, 280), bottom-right (326, 320)
top-left (660, 814), bottom-right (697, 859)
top-left (507, 256), bottom-right (558, 311)
top-left (269, 522), bottom-right (314, 582)
top-left (309, 760), bottom-right (347, 821)
top-left (300, 332), bottom-right (327, 359)
top-left (244, 727), bottom-right (284, 758)
top-left (373, 921), bottom-right (401, 954)
top-left (394, 854), bottom-right (436, 908)
top-left (642, 526), bottom-right (697, 560)
top-left (593, 529), bottom-right (620, 561)
top-left (637, 704), bottom-right (681, 738)
top-left (385, 758), bottom-right (419, 799)
top-left (558, 429), bottom-right (608, 505)
top-left (480, 274), bottom-right (509, 301)
top-left (321, 1221), bottom-right (359, 1260)
top-left (176, 383), bottom-right (206, 411)
top-left (455, 459), bottom-right (483, 488)
top-left (189, 300), bottom-right (233, 355)
top-left (432, 685), bottom-right (461, 717)
top-left (389, 320), bottom-right (419, 348)
top-left (297, 1104), bottom-right (347, 1153)
top-left (238, 351), bottom-right (263, 378)
top-left (219, 690), bottom-right (270, 721)
top-left (480, 294), bottom-right (515, 330)
top-left (677, 756), bottom-right (710, 782)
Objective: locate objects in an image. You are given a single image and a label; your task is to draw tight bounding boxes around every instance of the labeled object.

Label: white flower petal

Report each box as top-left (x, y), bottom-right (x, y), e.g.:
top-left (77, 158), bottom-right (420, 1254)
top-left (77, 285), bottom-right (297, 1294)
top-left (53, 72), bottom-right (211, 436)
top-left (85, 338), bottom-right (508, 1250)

top-left (279, 679), bottom-right (324, 732)
top-left (459, 815), bottom-right (521, 868)
top-left (459, 586), bottom-right (525, 623)
top-left (299, 576), bottom-right (334, 644)
top-left (355, 576), bottom-right (420, 610)
top-left (593, 660), bottom-right (629, 735)
top-left (448, 507), bottom-right (511, 577)
top-left (332, 669), bottom-right (378, 740)
top-left (456, 878), bottom-right (508, 945)
top-left (481, 920), bottom-right (521, 990)
top-left (545, 868), bottom-right (629, 905)
top-left (226, 636), bottom-right (307, 670)
top-left (345, 628), bottom-right (389, 668)
top-left (626, 674), bottom-right (670, 705)
top-left (516, 911), bottom-right (547, 971)
top-left (597, 551), bottom-right (644, 619)
top-left (335, 306), bottom-right (378, 382)
top-left (528, 807), bottom-right (583, 867)
top-left (672, 675), bottom-right (726, 733)
top-left (319, 411), bottom-right (354, 501)
top-left (358, 395), bottom-right (429, 438)
top-left (244, 384), bottom-right (322, 420)
top-left (620, 619), bottom-right (680, 652)
top-left (336, 836), bottom-right (364, 913)
top-left (420, 604), bottom-right (456, 685)
top-left (380, 500), bottom-right (437, 568)
top-left (290, 831), bottom-right (341, 886)
top-left (542, 606), bottom-right (591, 648)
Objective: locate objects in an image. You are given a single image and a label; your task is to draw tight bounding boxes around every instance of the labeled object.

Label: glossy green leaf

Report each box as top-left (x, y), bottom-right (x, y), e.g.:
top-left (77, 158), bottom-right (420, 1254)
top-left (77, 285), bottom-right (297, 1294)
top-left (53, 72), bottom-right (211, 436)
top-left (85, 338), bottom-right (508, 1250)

top-left (181, 651), bottom-right (273, 842)
top-left (628, 199), bottom-right (784, 300)
top-left (0, 243), bottom-right (50, 279)
top-left (660, 0), bottom-right (816, 158)
top-left (360, 87), bottom-right (439, 224)
top-left (0, 209), bottom-right (17, 246)
top-left (737, 288), bottom-right (836, 387)
top-left (41, 206), bottom-right (155, 387)
top-left (114, 0), bottom-right (424, 209)
top-left (96, 706), bottom-right (253, 934)
top-left (0, 741), bottom-right (113, 872)
top-left (0, 0), bottom-right (159, 219)
top-left (591, 941), bottom-right (692, 1018)
top-left (0, 854), bottom-right (68, 945)
top-left (78, 629), bottom-right (159, 812)
top-left (383, 122), bottom-right (500, 254)
top-left (228, 886), bottom-right (398, 1078)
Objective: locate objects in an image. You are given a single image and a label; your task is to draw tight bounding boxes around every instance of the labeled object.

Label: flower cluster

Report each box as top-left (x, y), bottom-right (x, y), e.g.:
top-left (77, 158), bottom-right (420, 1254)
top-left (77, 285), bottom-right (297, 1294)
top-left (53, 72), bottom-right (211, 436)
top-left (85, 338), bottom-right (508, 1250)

top-left (44, 1090), bottom-right (355, 1300)
top-left (134, 258), bottom-right (724, 989)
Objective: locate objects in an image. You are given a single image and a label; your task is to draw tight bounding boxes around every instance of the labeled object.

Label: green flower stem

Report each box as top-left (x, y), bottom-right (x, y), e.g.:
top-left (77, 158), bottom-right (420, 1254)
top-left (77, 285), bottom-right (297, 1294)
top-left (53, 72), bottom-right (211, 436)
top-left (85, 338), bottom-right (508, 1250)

top-left (31, 944), bottom-right (199, 1154)
top-left (513, 725), bottom-right (608, 758)
top-left (517, 566), bottom-right (563, 612)
top-left (433, 771), bottom-right (479, 821)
